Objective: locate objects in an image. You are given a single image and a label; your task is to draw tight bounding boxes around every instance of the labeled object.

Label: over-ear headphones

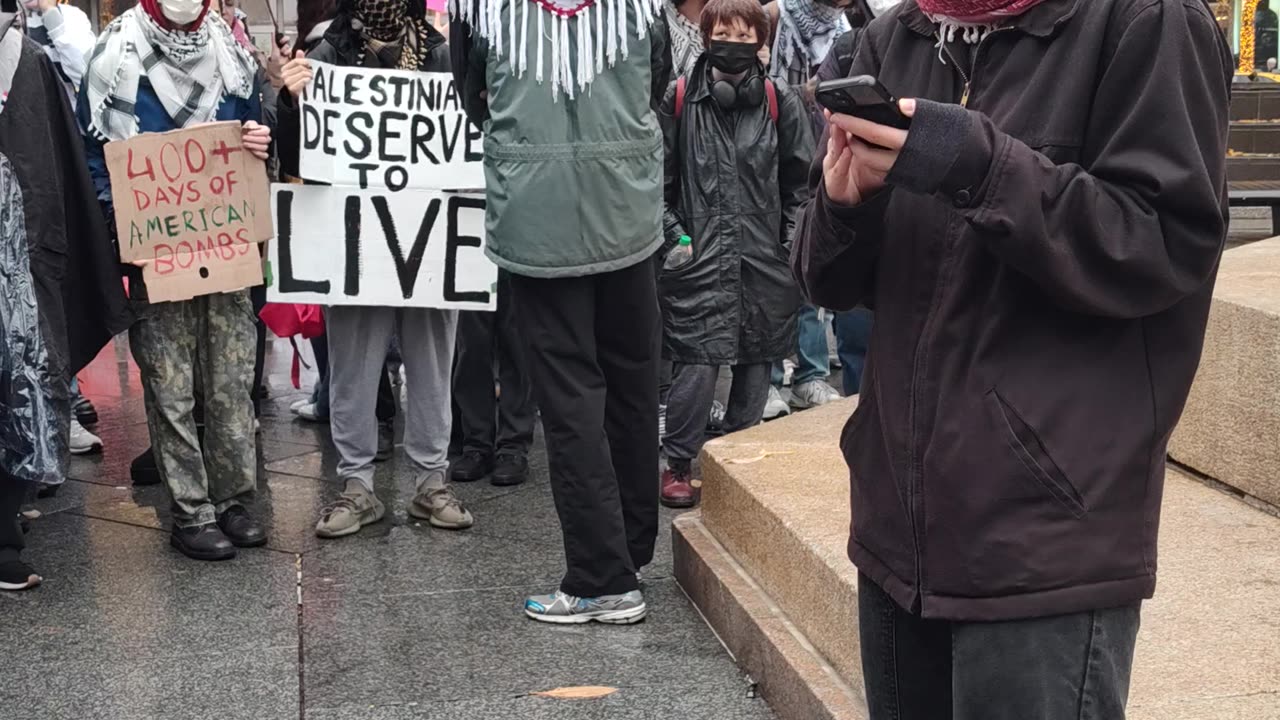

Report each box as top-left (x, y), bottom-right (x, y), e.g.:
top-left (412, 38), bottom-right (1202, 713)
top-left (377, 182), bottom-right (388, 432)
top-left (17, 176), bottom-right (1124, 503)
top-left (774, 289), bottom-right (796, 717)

top-left (710, 72), bottom-right (766, 111)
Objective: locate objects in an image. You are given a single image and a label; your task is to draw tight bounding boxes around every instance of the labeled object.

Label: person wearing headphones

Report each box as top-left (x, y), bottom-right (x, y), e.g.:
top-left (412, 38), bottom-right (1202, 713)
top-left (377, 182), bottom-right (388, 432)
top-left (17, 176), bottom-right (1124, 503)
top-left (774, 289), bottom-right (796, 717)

top-left (656, 0), bottom-right (812, 508)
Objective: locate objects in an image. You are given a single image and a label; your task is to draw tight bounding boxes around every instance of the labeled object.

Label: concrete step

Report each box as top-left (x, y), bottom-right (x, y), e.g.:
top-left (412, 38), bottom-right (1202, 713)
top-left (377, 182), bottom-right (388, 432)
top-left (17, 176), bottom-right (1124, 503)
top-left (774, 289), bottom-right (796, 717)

top-left (1170, 238), bottom-right (1280, 510)
top-left (1230, 86), bottom-right (1280, 122)
top-left (677, 400), bottom-right (1280, 720)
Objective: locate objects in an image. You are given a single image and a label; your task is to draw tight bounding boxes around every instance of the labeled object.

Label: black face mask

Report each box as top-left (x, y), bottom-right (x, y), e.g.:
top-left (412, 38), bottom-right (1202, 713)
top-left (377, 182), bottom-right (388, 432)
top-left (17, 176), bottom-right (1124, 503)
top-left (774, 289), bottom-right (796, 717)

top-left (706, 40), bottom-right (758, 74)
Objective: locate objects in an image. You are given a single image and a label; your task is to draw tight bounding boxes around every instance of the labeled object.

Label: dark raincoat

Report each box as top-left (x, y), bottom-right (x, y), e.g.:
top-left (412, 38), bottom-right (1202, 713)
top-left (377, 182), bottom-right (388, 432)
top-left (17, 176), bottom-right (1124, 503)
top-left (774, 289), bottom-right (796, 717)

top-left (0, 15), bottom-right (131, 485)
top-left (658, 56), bottom-right (813, 366)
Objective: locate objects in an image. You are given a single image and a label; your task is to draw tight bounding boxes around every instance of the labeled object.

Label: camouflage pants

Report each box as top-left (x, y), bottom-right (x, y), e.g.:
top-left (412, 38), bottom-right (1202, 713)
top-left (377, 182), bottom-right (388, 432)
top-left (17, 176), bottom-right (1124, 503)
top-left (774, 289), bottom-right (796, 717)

top-left (130, 292), bottom-right (257, 527)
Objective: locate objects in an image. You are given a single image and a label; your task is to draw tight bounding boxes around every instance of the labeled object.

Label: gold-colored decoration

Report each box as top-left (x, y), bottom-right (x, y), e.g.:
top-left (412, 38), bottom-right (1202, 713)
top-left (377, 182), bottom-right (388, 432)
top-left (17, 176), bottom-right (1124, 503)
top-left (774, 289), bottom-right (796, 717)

top-left (1242, 0), bottom-right (1261, 73)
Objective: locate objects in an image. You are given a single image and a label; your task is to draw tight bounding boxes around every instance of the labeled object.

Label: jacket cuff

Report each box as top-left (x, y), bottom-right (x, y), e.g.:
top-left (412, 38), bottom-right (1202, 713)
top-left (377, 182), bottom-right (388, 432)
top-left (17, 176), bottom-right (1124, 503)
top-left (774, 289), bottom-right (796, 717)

top-left (43, 6), bottom-right (66, 34)
top-left (817, 182), bottom-right (892, 243)
top-left (886, 100), bottom-right (993, 210)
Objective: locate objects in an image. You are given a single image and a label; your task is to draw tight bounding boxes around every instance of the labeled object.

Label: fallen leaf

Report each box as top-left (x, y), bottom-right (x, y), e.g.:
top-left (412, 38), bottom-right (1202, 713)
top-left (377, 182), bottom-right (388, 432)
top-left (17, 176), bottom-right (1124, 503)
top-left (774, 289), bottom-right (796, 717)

top-left (531, 686), bottom-right (619, 700)
top-left (725, 450), bottom-right (796, 465)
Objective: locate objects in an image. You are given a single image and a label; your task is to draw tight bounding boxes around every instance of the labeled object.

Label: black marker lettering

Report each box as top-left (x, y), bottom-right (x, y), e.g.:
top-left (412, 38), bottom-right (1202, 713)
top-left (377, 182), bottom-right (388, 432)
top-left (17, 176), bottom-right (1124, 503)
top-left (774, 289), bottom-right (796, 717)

top-left (301, 104), bottom-right (321, 150)
top-left (445, 195), bottom-right (489, 304)
top-left (321, 109), bottom-right (340, 155)
top-left (349, 163), bottom-right (378, 189)
top-left (440, 114), bottom-right (462, 163)
top-left (373, 195), bottom-right (437, 299)
top-left (369, 75), bottom-right (387, 107)
top-left (343, 195), bottom-right (361, 296)
top-left (275, 190), bottom-right (330, 294)
top-left (410, 115), bottom-right (439, 164)
top-left (344, 112), bottom-right (373, 159)
top-left (465, 121), bottom-right (484, 162)
top-left (378, 111), bottom-right (408, 163)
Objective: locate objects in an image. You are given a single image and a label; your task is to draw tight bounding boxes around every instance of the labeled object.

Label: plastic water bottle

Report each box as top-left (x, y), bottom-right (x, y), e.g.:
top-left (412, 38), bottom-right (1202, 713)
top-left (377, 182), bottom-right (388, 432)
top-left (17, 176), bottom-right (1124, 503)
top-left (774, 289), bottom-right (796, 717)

top-left (664, 235), bottom-right (693, 270)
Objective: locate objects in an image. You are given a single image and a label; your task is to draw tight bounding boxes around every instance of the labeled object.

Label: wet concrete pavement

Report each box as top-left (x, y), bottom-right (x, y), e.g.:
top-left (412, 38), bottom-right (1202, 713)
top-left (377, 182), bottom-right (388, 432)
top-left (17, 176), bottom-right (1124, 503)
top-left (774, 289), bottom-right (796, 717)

top-left (1, 336), bottom-right (776, 720)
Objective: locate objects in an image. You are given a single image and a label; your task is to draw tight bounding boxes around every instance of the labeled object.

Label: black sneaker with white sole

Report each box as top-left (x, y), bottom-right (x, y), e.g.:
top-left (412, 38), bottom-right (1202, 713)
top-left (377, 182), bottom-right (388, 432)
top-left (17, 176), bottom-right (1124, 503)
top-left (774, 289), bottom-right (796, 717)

top-left (0, 559), bottom-right (42, 591)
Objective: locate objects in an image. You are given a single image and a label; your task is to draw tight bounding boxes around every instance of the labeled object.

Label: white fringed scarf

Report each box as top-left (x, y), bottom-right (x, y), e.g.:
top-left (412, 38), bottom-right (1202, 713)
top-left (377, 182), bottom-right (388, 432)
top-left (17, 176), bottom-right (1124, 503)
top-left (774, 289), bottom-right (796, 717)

top-left (450, 0), bottom-right (662, 100)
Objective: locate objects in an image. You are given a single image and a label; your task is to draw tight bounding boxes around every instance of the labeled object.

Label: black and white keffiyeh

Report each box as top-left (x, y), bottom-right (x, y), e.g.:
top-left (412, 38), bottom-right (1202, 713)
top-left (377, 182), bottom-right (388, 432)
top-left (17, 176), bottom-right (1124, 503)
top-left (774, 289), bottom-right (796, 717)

top-left (664, 1), bottom-right (703, 78)
top-left (84, 8), bottom-right (256, 141)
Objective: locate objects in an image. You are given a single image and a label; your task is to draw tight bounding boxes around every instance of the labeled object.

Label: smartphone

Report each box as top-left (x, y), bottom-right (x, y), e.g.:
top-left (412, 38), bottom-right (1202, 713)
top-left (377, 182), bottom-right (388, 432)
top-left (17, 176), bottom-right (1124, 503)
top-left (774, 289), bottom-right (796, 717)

top-left (815, 76), bottom-right (911, 130)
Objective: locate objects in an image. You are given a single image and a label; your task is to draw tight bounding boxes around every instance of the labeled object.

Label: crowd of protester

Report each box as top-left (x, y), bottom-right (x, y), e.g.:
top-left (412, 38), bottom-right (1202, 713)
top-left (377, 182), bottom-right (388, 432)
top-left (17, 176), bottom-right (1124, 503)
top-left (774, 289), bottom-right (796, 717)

top-left (2, 0), bottom-right (855, 601)
top-left (0, 0), bottom-right (1233, 715)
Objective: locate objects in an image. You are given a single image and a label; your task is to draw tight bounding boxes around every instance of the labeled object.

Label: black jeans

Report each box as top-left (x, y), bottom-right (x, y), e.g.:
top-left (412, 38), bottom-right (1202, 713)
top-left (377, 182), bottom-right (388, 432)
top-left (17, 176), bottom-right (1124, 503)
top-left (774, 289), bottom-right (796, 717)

top-left (0, 476), bottom-right (29, 563)
top-left (858, 573), bottom-right (1141, 720)
top-left (453, 271), bottom-right (535, 457)
top-left (511, 261), bottom-right (661, 598)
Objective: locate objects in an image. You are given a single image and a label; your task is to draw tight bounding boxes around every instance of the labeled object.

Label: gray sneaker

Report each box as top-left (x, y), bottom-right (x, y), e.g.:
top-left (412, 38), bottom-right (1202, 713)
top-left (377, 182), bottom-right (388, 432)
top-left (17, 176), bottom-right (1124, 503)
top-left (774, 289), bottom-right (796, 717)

top-left (409, 482), bottom-right (474, 530)
top-left (525, 589), bottom-right (647, 625)
top-left (315, 482), bottom-right (386, 539)
top-left (790, 379), bottom-right (841, 410)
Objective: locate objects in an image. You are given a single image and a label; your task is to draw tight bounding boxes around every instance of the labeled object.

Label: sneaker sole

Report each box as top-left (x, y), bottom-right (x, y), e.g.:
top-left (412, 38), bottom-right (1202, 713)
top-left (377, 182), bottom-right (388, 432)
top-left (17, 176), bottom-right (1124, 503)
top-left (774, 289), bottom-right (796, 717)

top-left (315, 513), bottom-right (385, 539)
top-left (0, 575), bottom-right (42, 591)
top-left (660, 496), bottom-right (697, 509)
top-left (408, 507), bottom-right (475, 530)
top-left (525, 604), bottom-right (648, 625)
top-left (69, 444), bottom-right (103, 456)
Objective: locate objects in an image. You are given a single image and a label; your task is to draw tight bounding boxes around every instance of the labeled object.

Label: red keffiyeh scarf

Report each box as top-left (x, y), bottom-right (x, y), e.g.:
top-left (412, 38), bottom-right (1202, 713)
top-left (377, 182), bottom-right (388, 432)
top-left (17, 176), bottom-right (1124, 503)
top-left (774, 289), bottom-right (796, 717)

top-left (917, 0), bottom-right (1046, 42)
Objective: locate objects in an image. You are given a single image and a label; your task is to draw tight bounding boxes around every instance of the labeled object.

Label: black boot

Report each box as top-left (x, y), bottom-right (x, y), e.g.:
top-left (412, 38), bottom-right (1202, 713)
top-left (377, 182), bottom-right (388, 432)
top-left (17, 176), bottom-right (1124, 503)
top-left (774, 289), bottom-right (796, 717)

top-left (450, 450), bottom-right (493, 482)
top-left (169, 523), bottom-right (237, 561)
top-left (491, 452), bottom-right (528, 487)
top-left (217, 506), bottom-right (268, 548)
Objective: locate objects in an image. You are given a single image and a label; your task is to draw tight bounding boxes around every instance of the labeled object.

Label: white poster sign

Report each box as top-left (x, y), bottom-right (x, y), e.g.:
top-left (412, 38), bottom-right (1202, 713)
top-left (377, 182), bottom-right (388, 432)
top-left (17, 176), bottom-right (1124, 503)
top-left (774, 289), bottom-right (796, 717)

top-left (267, 185), bottom-right (496, 311)
top-left (297, 62), bottom-right (484, 190)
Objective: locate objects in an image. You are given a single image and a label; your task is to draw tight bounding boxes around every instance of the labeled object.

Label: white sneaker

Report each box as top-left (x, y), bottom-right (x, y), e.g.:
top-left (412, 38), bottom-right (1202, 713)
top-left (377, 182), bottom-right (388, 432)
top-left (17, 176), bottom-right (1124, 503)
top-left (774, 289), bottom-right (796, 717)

top-left (790, 380), bottom-right (841, 410)
top-left (290, 398), bottom-right (309, 413)
top-left (293, 402), bottom-right (324, 423)
top-left (69, 419), bottom-right (103, 455)
top-left (762, 386), bottom-right (790, 421)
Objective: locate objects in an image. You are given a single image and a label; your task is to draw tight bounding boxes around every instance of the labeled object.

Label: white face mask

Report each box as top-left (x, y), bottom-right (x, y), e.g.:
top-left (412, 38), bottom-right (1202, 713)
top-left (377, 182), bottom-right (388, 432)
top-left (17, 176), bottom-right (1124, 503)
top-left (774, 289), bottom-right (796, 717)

top-left (160, 0), bottom-right (205, 26)
top-left (866, 0), bottom-right (902, 17)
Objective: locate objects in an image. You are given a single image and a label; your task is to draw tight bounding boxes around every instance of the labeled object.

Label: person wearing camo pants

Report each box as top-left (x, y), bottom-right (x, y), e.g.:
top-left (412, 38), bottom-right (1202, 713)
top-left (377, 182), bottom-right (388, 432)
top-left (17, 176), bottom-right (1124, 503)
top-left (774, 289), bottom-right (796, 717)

top-left (130, 292), bottom-right (267, 561)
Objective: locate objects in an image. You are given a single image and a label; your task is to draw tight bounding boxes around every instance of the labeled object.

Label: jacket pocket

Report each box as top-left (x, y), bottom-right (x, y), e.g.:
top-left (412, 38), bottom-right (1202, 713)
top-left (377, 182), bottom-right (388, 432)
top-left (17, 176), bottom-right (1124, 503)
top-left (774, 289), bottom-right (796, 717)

top-left (986, 389), bottom-right (1086, 519)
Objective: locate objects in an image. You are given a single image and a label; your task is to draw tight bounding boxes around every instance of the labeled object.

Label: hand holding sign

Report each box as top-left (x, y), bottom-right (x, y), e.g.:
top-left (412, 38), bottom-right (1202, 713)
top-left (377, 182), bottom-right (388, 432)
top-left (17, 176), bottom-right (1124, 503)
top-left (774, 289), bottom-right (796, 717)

top-left (105, 122), bottom-right (273, 302)
top-left (241, 121), bottom-right (272, 161)
top-left (283, 51), bottom-right (313, 98)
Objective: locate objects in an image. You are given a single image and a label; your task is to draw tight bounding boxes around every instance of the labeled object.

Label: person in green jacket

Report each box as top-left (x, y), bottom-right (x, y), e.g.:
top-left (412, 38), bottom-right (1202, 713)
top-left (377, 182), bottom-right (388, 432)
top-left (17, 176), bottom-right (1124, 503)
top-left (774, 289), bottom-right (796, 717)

top-left (451, 0), bottom-right (671, 625)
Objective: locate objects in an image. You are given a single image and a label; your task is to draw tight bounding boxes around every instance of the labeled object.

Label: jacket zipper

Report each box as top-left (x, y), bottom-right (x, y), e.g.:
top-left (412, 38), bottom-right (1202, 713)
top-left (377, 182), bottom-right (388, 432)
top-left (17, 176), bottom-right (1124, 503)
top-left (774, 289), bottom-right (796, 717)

top-left (903, 29), bottom-right (1009, 611)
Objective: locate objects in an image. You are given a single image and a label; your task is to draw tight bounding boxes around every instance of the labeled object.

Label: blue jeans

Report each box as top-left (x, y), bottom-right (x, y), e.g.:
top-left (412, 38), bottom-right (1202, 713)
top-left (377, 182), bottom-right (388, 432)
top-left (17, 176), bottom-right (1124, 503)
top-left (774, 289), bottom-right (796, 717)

top-left (858, 573), bottom-right (1140, 719)
top-left (833, 308), bottom-right (873, 394)
top-left (773, 304), bottom-right (830, 386)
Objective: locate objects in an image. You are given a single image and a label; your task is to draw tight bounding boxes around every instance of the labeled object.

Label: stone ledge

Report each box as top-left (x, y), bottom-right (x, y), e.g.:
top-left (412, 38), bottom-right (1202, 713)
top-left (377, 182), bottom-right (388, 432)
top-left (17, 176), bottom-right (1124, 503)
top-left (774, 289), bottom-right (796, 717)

top-left (690, 399), bottom-right (1280, 720)
top-left (673, 513), bottom-right (867, 720)
top-left (1169, 237), bottom-right (1280, 509)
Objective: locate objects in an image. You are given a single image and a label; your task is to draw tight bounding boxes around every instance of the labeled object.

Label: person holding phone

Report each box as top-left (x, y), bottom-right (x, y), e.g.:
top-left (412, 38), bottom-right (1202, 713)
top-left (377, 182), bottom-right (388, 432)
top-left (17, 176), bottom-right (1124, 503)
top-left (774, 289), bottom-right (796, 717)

top-left (793, 0), bottom-right (1230, 717)
top-left (657, 0), bottom-right (811, 508)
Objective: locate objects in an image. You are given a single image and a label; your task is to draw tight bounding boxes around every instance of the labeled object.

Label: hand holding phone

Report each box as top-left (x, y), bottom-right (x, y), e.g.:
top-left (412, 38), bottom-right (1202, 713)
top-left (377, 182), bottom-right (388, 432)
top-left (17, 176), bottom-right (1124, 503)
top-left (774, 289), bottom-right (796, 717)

top-left (820, 90), bottom-right (916, 206)
top-left (815, 76), bottom-right (911, 130)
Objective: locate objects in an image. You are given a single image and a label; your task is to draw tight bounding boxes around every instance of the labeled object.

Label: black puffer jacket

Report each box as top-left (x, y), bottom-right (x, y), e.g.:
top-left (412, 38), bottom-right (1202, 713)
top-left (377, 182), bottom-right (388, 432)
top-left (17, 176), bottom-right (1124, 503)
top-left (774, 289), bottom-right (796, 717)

top-left (659, 57), bottom-right (813, 365)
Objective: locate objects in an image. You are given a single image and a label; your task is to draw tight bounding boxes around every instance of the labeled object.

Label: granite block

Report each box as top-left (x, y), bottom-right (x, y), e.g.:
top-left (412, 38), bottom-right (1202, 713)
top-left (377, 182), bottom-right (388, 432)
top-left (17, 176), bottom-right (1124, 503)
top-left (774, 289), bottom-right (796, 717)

top-left (1169, 238), bottom-right (1280, 508)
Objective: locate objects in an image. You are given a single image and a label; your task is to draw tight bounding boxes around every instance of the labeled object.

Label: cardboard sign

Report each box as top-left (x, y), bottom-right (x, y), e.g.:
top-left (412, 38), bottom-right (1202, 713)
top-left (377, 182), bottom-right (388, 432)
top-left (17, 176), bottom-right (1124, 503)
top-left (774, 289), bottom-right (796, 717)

top-left (298, 62), bottom-right (484, 190)
top-left (105, 121), bottom-right (272, 302)
top-left (267, 185), bottom-right (496, 311)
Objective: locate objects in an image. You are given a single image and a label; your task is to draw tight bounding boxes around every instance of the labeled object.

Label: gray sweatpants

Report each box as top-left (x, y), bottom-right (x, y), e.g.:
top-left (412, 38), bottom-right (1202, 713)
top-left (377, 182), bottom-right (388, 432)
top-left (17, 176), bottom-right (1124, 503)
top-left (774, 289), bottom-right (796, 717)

top-left (327, 306), bottom-right (458, 490)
